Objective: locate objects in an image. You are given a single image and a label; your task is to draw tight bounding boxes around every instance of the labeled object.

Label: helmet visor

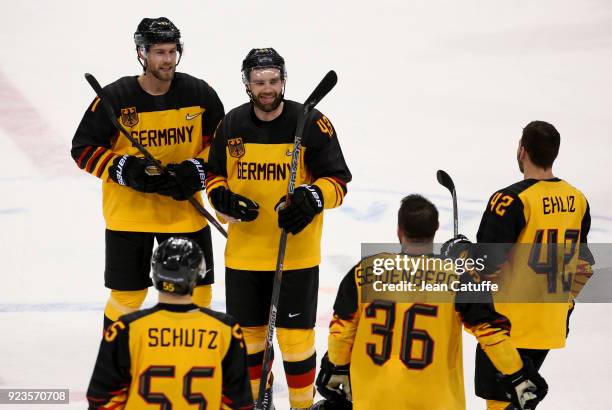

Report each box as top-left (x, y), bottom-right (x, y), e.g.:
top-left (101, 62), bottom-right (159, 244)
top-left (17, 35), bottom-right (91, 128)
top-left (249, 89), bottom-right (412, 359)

top-left (243, 67), bottom-right (284, 85)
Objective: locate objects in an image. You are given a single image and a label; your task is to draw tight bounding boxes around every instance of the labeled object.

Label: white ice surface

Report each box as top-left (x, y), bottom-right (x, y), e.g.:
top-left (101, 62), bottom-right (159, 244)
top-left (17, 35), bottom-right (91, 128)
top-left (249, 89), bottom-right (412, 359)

top-left (1, 1), bottom-right (611, 409)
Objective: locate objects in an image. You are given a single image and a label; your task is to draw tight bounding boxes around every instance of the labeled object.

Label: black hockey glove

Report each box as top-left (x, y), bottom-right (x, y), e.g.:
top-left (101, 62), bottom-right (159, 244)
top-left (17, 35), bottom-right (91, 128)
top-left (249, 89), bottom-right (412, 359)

top-left (157, 158), bottom-right (207, 201)
top-left (108, 155), bottom-right (170, 193)
top-left (316, 353), bottom-right (352, 404)
top-left (277, 184), bottom-right (323, 234)
top-left (440, 234), bottom-right (472, 259)
top-left (499, 357), bottom-right (548, 410)
top-left (209, 186), bottom-right (259, 222)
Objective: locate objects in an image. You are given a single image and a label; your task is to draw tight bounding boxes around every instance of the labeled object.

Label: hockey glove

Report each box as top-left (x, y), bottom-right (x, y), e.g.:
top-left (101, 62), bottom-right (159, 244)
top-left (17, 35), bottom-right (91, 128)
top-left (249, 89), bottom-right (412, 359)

top-left (499, 357), bottom-right (548, 410)
top-left (157, 158), bottom-right (207, 201)
top-left (316, 353), bottom-right (352, 403)
top-left (209, 187), bottom-right (259, 222)
top-left (277, 184), bottom-right (323, 234)
top-left (440, 234), bottom-right (472, 259)
top-left (108, 155), bottom-right (170, 193)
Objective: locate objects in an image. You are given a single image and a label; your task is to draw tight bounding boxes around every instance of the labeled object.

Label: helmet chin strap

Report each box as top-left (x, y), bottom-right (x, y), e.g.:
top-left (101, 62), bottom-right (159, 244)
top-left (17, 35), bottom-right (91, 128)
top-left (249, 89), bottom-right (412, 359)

top-left (137, 46), bottom-right (148, 73)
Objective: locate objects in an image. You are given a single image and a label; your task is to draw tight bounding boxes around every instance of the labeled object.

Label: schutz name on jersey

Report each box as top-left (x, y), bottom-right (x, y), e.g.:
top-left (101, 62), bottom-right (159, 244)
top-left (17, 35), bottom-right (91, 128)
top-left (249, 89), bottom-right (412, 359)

top-left (148, 327), bottom-right (218, 349)
top-left (237, 161), bottom-right (291, 181)
top-left (129, 125), bottom-right (195, 148)
top-left (543, 195), bottom-right (576, 214)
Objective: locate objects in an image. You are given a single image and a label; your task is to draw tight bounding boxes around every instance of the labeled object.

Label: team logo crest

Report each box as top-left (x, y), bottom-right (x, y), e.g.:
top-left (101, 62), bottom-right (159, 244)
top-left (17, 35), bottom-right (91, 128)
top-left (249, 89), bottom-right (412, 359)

top-left (120, 107), bottom-right (139, 127)
top-left (228, 137), bottom-right (245, 158)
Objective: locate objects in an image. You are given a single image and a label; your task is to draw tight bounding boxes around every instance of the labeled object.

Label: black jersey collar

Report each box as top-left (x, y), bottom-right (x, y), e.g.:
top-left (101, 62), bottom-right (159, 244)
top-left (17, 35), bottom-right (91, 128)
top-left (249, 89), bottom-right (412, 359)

top-left (249, 100), bottom-right (288, 126)
top-left (526, 177), bottom-right (562, 183)
top-left (156, 303), bottom-right (199, 312)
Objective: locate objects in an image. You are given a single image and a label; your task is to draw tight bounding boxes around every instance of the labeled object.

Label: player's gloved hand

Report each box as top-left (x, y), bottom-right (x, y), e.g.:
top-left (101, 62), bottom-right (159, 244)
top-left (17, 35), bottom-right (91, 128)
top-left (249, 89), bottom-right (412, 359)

top-left (209, 186), bottom-right (259, 222)
top-left (108, 155), bottom-right (170, 193)
top-left (276, 184), bottom-right (323, 234)
top-left (157, 158), bottom-right (207, 201)
top-left (440, 234), bottom-right (472, 259)
top-left (499, 357), bottom-right (548, 410)
top-left (316, 353), bottom-right (352, 403)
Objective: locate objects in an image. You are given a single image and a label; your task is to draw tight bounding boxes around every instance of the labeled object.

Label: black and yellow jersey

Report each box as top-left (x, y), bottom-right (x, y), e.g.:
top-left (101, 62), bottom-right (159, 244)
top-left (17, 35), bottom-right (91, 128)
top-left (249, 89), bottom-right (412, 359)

top-left (476, 178), bottom-right (594, 349)
top-left (328, 253), bottom-right (522, 410)
top-left (71, 73), bottom-right (224, 233)
top-left (206, 101), bottom-right (351, 270)
top-left (87, 303), bottom-right (253, 410)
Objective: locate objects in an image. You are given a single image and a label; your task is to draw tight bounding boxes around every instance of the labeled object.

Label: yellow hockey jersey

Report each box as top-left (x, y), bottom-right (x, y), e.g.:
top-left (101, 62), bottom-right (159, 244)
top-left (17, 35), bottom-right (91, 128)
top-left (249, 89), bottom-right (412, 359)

top-left (476, 178), bottom-right (594, 349)
top-left (206, 101), bottom-right (351, 270)
top-left (71, 73), bottom-right (224, 233)
top-left (328, 253), bottom-right (523, 410)
top-left (87, 303), bottom-right (253, 409)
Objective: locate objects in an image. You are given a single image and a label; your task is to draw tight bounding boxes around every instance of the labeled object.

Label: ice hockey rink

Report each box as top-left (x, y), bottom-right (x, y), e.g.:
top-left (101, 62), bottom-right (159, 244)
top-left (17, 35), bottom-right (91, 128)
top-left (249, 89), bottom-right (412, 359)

top-left (1, 0), bottom-right (611, 408)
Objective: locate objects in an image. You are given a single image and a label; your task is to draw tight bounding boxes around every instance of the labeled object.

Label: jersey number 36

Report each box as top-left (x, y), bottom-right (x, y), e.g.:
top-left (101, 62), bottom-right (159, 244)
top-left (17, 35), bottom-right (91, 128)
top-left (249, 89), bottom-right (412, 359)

top-left (365, 301), bottom-right (438, 370)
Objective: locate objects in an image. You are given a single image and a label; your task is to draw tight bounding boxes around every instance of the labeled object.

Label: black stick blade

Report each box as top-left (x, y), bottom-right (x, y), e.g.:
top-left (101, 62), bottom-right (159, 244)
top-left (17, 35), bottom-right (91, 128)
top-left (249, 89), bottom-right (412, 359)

top-left (436, 169), bottom-right (455, 192)
top-left (303, 70), bottom-right (337, 114)
top-left (84, 73), bottom-right (102, 94)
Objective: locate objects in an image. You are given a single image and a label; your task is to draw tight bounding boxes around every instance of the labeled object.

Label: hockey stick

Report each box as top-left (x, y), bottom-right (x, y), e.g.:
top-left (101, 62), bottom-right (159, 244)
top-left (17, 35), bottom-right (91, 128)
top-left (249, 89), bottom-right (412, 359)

top-left (436, 169), bottom-right (458, 237)
top-left (84, 73), bottom-right (227, 238)
top-left (255, 70), bottom-right (338, 410)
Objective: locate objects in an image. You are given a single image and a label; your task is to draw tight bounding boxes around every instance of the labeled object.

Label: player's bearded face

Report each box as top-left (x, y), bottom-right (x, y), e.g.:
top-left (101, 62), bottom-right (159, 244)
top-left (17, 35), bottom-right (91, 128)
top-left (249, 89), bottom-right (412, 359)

top-left (145, 43), bottom-right (178, 82)
top-left (248, 68), bottom-right (284, 112)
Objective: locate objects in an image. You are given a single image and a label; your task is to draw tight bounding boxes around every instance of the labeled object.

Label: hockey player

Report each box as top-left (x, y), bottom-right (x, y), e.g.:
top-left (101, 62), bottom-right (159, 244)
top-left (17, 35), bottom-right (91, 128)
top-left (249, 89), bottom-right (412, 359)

top-left (205, 48), bottom-right (352, 409)
top-left (443, 121), bottom-right (595, 409)
top-left (71, 17), bottom-right (224, 328)
top-left (315, 195), bottom-right (548, 410)
top-left (86, 237), bottom-right (253, 410)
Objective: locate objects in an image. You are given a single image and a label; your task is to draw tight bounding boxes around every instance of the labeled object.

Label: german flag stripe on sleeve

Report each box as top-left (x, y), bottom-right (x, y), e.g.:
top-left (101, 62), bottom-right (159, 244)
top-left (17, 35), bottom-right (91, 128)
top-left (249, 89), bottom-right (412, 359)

top-left (205, 175), bottom-right (228, 194)
top-left (320, 177), bottom-right (341, 207)
top-left (85, 147), bottom-right (107, 173)
top-left (329, 177), bottom-right (346, 205)
top-left (315, 177), bottom-right (347, 209)
top-left (96, 152), bottom-right (117, 178)
top-left (77, 146), bottom-right (94, 169)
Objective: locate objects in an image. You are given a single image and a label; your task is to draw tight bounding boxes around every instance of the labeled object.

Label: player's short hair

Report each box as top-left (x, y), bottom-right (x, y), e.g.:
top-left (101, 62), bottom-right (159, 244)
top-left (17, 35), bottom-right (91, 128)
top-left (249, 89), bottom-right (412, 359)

top-left (521, 121), bottom-right (560, 169)
top-left (398, 194), bottom-right (439, 241)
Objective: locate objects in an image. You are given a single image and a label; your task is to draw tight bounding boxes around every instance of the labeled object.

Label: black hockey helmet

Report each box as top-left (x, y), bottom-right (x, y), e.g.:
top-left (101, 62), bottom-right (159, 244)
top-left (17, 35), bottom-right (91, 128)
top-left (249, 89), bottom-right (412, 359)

top-left (134, 17), bottom-right (182, 52)
top-left (241, 48), bottom-right (287, 84)
top-left (151, 237), bottom-right (205, 296)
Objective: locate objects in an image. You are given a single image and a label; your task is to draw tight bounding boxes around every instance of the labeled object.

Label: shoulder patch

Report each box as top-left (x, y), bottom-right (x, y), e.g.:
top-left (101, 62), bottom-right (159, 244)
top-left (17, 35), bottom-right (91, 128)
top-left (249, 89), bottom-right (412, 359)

top-left (104, 320), bottom-right (126, 342)
top-left (487, 191), bottom-right (517, 217)
top-left (315, 115), bottom-right (334, 138)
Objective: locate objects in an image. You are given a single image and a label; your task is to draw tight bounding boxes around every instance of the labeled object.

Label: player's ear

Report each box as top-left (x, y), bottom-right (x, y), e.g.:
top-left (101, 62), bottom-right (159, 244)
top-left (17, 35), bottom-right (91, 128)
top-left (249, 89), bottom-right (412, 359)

top-left (519, 147), bottom-right (531, 162)
top-left (397, 226), bottom-right (404, 244)
top-left (519, 146), bottom-right (528, 162)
